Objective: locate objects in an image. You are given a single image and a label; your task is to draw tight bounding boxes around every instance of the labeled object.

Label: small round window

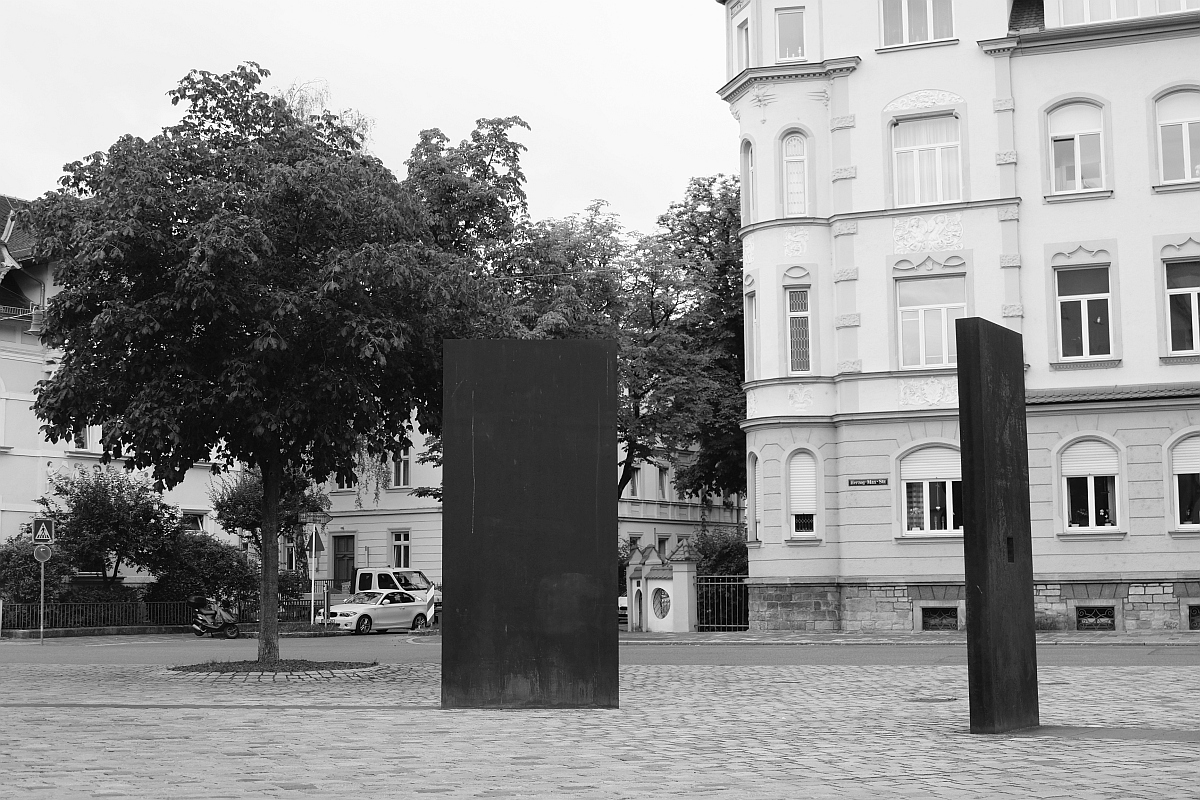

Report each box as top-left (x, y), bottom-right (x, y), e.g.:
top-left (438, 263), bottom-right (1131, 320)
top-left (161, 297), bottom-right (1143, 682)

top-left (652, 588), bottom-right (671, 619)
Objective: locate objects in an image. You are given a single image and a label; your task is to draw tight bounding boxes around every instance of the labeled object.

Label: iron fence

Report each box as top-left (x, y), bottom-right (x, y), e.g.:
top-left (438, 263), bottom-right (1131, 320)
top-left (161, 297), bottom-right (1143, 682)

top-left (234, 599), bottom-right (315, 624)
top-left (0, 601), bottom-right (192, 630)
top-left (696, 575), bottom-right (749, 632)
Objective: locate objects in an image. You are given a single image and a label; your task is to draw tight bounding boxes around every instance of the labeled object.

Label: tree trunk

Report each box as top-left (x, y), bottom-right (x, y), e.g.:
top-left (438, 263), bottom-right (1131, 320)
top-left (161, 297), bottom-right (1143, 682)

top-left (257, 454), bottom-right (282, 663)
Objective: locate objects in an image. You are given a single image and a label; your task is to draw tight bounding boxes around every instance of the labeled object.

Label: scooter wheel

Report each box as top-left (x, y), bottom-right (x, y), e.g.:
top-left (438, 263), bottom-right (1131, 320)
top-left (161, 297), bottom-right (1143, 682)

top-left (224, 625), bottom-right (240, 640)
top-left (193, 629), bottom-right (206, 637)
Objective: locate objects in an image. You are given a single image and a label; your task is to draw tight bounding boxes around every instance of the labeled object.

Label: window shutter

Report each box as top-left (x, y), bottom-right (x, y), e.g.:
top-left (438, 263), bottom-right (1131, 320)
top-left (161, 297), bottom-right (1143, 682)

top-left (789, 452), bottom-right (817, 514)
top-left (1174, 436), bottom-right (1200, 474)
top-left (754, 461), bottom-right (763, 523)
top-left (900, 447), bottom-right (961, 480)
top-left (1061, 439), bottom-right (1119, 476)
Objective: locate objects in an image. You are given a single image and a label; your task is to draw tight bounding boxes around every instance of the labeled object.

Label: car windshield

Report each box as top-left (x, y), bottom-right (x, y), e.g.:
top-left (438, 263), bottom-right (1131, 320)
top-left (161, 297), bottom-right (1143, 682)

top-left (344, 592), bottom-right (383, 605)
top-left (398, 571), bottom-right (431, 590)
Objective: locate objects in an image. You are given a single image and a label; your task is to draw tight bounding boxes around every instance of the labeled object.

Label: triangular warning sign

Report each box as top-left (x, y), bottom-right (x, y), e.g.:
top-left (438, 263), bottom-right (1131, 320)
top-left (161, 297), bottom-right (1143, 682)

top-left (311, 532), bottom-right (325, 553)
top-left (32, 519), bottom-right (54, 543)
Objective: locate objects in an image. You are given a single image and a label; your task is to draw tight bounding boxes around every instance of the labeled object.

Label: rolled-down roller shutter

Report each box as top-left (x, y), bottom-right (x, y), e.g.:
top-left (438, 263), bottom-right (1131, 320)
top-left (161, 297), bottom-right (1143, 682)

top-left (899, 447), bottom-right (961, 481)
top-left (753, 457), bottom-right (763, 523)
top-left (1174, 436), bottom-right (1200, 474)
top-left (1061, 439), bottom-right (1119, 476)
top-left (789, 452), bottom-right (817, 514)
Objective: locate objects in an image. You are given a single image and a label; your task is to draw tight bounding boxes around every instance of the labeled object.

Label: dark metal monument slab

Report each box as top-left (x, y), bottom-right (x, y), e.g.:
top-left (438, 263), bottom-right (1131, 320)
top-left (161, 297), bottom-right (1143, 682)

top-left (956, 317), bottom-right (1040, 734)
top-left (441, 339), bottom-right (619, 708)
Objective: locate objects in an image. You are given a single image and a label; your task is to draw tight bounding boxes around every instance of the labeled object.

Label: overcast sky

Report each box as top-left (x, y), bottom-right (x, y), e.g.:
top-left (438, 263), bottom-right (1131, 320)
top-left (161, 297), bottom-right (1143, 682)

top-left (2, 0), bottom-right (737, 235)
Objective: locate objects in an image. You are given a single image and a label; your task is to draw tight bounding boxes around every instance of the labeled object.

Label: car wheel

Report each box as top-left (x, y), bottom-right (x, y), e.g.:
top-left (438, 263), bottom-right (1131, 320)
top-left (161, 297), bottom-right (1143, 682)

top-left (411, 614), bottom-right (428, 631)
top-left (224, 625), bottom-right (240, 639)
top-left (354, 615), bottom-right (373, 635)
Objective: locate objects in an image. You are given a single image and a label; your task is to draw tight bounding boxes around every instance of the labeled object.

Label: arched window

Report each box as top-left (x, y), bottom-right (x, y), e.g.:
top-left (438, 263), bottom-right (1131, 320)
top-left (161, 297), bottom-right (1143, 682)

top-left (782, 133), bottom-right (807, 216)
top-left (749, 453), bottom-right (762, 541)
top-left (1049, 103), bottom-right (1104, 193)
top-left (788, 451), bottom-right (817, 534)
top-left (900, 447), bottom-right (961, 533)
top-left (1156, 90), bottom-right (1200, 184)
top-left (893, 116), bottom-right (960, 206)
top-left (1061, 439), bottom-right (1119, 528)
top-left (1172, 435), bottom-right (1200, 527)
top-left (740, 141), bottom-right (757, 223)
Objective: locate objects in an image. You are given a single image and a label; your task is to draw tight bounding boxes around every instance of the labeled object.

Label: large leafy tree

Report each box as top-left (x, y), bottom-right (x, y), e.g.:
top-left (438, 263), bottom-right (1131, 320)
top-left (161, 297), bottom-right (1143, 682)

top-left (25, 63), bottom-right (483, 661)
top-left (209, 466), bottom-right (329, 575)
top-left (659, 176), bottom-right (746, 500)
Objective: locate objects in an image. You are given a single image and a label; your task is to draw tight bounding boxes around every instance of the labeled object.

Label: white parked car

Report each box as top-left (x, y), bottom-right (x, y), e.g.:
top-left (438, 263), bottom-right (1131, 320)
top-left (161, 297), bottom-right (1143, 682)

top-left (317, 590), bottom-right (434, 634)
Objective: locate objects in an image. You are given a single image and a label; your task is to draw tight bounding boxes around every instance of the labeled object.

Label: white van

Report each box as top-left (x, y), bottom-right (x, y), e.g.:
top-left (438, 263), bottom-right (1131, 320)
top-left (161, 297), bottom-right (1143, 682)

top-left (351, 568), bottom-right (441, 617)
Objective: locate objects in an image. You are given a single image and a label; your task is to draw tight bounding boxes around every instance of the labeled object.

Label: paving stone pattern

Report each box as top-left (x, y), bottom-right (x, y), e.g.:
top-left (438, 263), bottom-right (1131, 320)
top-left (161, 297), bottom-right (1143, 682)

top-left (1, 661), bottom-right (1198, 799)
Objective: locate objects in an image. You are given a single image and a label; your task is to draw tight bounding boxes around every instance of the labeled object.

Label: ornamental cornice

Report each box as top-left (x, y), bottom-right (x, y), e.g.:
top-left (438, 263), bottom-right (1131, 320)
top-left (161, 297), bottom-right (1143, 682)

top-left (718, 57), bottom-right (863, 103)
top-left (735, 197), bottom-right (1022, 239)
top-left (982, 13), bottom-right (1200, 57)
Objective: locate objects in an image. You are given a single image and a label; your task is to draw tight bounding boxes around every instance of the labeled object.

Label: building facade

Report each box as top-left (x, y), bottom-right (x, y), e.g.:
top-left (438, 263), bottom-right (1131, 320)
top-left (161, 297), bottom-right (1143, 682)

top-left (0, 196), bottom-right (237, 569)
top-left (716, 0), bottom-right (1200, 631)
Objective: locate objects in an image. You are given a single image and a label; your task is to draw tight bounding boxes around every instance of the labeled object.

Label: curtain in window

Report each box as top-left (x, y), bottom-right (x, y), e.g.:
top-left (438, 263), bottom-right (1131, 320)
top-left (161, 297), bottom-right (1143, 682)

top-left (894, 117), bottom-right (959, 205)
top-left (882, 0), bottom-right (905, 45)
top-left (1159, 91), bottom-right (1200, 182)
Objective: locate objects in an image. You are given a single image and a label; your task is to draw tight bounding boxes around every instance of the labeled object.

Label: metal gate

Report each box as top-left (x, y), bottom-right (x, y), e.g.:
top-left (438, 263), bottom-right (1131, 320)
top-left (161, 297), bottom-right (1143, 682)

top-left (696, 575), bottom-right (749, 632)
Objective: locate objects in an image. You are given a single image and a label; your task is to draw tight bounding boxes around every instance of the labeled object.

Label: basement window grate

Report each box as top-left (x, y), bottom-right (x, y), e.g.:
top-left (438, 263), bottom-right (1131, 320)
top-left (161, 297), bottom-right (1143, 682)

top-left (1076, 606), bottom-right (1116, 631)
top-left (1190, 605), bottom-right (1200, 631)
top-left (921, 607), bottom-right (958, 631)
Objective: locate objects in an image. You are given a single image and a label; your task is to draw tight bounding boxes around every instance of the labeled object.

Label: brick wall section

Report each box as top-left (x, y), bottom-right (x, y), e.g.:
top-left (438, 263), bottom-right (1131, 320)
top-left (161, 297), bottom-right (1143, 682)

top-left (752, 581), bottom-right (1193, 631)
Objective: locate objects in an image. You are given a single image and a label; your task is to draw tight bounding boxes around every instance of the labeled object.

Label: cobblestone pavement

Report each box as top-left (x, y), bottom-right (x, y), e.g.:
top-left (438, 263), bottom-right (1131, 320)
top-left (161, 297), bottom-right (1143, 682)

top-left (619, 630), bottom-right (1200, 646)
top-left (1, 661), bottom-right (1198, 799)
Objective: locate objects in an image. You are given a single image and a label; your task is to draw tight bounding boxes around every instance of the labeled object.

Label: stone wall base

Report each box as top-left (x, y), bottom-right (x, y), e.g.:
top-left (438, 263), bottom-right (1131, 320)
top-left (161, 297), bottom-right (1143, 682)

top-left (749, 581), bottom-right (1200, 632)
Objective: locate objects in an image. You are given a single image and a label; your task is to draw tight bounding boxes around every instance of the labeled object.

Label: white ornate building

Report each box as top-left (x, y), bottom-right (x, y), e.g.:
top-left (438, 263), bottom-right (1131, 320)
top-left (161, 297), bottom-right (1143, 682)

top-left (716, 0), bottom-right (1200, 631)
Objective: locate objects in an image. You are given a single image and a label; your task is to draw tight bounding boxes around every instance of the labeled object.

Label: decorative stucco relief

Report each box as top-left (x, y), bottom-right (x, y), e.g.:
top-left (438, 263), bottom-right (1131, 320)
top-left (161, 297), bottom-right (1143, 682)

top-left (808, 87), bottom-right (831, 107)
top-left (893, 213), bottom-right (963, 254)
top-left (995, 151), bottom-right (1017, 165)
top-left (837, 360), bottom-right (862, 374)
top-left (833, 221), bottom-right (858, 237)
top-left (1160, 236), bottom-right (1200, 260)
top-left (747, 85), bottom-right (777, 123)
top-left (833, 268), bottom-right (859, 282)
top-left (834, 314), bottom-right (860, 328)
top-left (729, 106), bottom-right (741, 122)
top-left (784, 230), bottom-right (809, 257)
top-left (993, 98), bottom-right (1015, 112)
top-left (830, 115), bottom-right (856, 131)
top-left (999, 254), bottom-right (1022, 268)
top-left (743, 272), bottom-right (755, 288)
top-left (892, 253), bottom-right (967, 272)
top-left (746, 393), bottom-right (759, 417)
top-left (783, 265), bottom-right (810, 280)
top-left (832, 166), bottom-right (858, 181)
top-left (1050, 244), bottom-right (1110, 266)
top-left (898, 378), bottom-right (959, 407)
top-left (997, 205), bottom-right (1020, 221)
top-left (1001, 304), bottom-right (1024, 318)
top-left (743, 240), bottom-right (756, 266)
top-left (884, 90), bottom-right (965, 112)
top-left (728, 0), bottom-right (750, 15)
top-left (788, 387), bottom-right (814, 412)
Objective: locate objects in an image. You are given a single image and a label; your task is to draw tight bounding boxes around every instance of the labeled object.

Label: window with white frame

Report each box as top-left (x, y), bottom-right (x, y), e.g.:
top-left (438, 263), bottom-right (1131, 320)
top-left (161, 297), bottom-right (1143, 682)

top-left (881, 0), bottom-right (953, 46)
top-left (628, 466), bottom-right (641, 498)
top-left (737, 20), bottom-right (750, 71)
top-left (787, 288), bottom-right (811, 373)
top-left (1056, 267), bottom-right (1111, 359)
top-left (740, 141), bottom-right (756, 223)
top-left (1173, 436), bottom-right (1200, 527)
top-left (393, 530), bottom-right (410, 568)
top-left (901, 447), bottom-right (962, 533)
top-left (657, 466), bottom-right (669, 500)
top-left (1049, 103), bottom-right (1104, 193)
top-left (893, 116), bottom-right (961, 206)
top-left (1158, 0), bottom-right (1200, 13)
top-left (1061, 439), bottom-right (1118, 528)
top-left (392, 447), bottom-right (411, 488)
top-left (777, 8), bottom-right (805, 61)
top-left (1157, 90), bottom-right (1200, 184)
top-left (898, 276), bottom-right (965, 368)
top-left (745, 292), bottom-right (758, 380)
top-left (1061, 0), bottom-right (1139, 24)
top-left (181, 513), bottom-right (205, 532)
top-left (335, 473), bottom-right (357, 490)
top-left (1168, 261), bottom-right (1200, 353)
top-left (788, 451), bottom-right (817, 534)
top-left (782, 134), bottom-right (808, 216)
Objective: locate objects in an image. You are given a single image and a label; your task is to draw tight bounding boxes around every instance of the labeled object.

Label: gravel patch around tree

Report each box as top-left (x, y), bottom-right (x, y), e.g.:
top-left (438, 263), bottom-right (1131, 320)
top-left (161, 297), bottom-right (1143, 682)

top-left (170, 659), bottom-right (377, 673)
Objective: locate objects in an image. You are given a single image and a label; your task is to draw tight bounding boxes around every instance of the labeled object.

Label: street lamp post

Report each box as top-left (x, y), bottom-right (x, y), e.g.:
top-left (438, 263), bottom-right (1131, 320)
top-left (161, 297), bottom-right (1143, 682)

top-left (298, 511), bottom-right (332, 624)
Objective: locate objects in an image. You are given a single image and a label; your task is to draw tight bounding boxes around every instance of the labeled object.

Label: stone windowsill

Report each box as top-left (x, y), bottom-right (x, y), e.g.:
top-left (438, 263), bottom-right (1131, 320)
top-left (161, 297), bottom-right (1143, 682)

top-left (1057, 529), bottom-right (1127, 541)
top-left (875, 38), bottom-right (958, 54)
top-left (1044, 189), bottom-right (1114, 204)
top-left (1168, 528), bottom-right (1200, 538)
top-left (895, 532), bottom-right (963, 543)
top-left (785, 536), bottom-right (823, 546)
top-left (746, 539), bottom-right (763, 549)
top-left (62, 449), bottom-right (103, 458)
top-left (1152, 181), bottom-right (1200, 195)
top-left (0, 444), bottom-right (12, 453)
top-left (1161, 354), bottom-right (1200, 365)
top-left (1049, 358), bottom-right (1121, 371)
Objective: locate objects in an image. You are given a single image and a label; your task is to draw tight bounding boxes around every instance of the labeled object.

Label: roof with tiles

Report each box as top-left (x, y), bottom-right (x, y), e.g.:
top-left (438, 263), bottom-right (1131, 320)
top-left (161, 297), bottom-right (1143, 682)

top-left (1008, 0), bottom-right (1046, 32)
top-left (0, 195), bottom-right (35, 261)
top-left (1026, 382), bottom-right (1200, 404)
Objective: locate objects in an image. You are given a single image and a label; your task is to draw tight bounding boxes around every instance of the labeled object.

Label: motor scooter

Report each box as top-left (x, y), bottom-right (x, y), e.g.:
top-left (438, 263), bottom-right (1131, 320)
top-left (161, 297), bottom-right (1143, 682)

top-left (188, 595), bottom-right (241, 639)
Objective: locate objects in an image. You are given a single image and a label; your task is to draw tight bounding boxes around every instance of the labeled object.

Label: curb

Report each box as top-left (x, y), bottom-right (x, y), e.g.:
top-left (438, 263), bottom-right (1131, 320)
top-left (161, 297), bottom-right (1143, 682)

top-left (2, 625), bottom-right (193, 639)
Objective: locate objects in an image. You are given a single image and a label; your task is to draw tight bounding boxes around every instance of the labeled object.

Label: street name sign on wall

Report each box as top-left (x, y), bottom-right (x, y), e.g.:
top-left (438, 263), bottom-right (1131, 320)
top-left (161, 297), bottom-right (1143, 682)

top-left (848, 478), bottom-right (888, 487)
top-left (31, 518), bottom-right (55, 544)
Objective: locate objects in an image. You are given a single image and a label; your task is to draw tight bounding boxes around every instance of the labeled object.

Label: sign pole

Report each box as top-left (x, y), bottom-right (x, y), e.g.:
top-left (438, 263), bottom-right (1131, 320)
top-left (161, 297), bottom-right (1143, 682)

top-left (310, 524), bottom-right (317, 625)
top-left (39, 559), bottom-right (45, 646)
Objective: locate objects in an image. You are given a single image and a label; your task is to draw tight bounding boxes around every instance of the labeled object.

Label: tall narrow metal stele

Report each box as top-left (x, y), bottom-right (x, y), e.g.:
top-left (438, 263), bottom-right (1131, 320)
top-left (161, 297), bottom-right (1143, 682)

top-left (955, 317), bottom-right (1040, 734)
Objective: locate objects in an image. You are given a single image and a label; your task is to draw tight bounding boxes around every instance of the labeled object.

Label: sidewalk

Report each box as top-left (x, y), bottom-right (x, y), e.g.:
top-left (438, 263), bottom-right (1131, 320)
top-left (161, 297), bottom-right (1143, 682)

top-left (619, 629), bottom-right (1200, 646)
top-left (1, 659), bottom-right (1197, 798)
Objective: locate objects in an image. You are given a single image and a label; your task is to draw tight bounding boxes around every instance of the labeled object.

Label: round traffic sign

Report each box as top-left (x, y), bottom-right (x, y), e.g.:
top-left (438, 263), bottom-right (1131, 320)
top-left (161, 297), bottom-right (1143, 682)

top-left (33, 545), bottom-right (52, 563)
